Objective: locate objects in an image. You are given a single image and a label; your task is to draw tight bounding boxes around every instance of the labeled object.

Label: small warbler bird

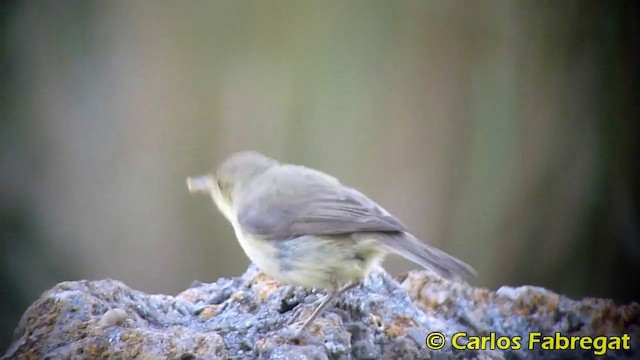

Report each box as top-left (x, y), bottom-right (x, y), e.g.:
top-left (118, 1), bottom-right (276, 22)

top-left (187, 151), bottom-right (475, 333)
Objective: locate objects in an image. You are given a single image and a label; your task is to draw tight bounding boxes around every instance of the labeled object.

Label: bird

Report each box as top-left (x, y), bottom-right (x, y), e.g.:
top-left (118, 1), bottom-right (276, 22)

top-left (187, 151), bottom-right (475, 333)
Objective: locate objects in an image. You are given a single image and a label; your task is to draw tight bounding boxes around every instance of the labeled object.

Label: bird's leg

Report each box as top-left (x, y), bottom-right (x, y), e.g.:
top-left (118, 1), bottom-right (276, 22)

top-left (334, 282), bottom-right (359, 298)
top-left (296, 282), bottom-right (358, 333)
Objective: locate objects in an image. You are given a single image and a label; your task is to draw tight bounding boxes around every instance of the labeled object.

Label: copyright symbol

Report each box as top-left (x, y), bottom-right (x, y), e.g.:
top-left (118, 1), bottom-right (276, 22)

top-left (425, 332), bottom-right (446, 350)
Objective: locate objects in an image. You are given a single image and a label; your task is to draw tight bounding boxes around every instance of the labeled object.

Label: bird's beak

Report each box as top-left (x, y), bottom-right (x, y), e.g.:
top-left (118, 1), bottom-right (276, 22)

top-left (186, 175), bottom-right (213, 194)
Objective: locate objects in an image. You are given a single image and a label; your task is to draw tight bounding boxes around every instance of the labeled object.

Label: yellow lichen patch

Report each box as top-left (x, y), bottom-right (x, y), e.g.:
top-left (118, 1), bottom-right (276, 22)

top-left (590, 301), bottom-right (640, 335)
top-left (472, 288), bottom-right (493, 303)
top-left (385, 316), bottom-right (418, 337)
top-left (85, 343), bottom-right (108, 358)
top-left (30, 297), bottom-right (62, 332)
top-left (118, 329), bottom-right (142, 343)
top-left (252, 272), bottom-right (277, 284)
top-left (175, 288), bottom-right (201, 303)
top-left (416, 295), bottom-right (441, 311)
top-left (198, 305), bottom-right (221, 319)
top-left (512, 290), bottom-right (560, 316)
top-left (258, 286), bottom-right (277, 301)
top-left (256, 333), bottom-right (289, 350)
top-left (537, 292), bottom-right (559, 312)
top-left (230, 290), bottom-right (246, 301)
top-left (250, 273), bottom-right (281, 301)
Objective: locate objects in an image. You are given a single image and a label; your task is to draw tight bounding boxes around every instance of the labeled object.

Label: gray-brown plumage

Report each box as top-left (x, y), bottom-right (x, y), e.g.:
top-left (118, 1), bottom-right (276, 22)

top-left (187, 151), bottom-right (475, 333)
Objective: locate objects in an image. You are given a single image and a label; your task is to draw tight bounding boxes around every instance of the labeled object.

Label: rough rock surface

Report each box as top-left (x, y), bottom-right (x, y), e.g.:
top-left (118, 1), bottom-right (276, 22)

top-left (3, 265), bottom-right (639, 359)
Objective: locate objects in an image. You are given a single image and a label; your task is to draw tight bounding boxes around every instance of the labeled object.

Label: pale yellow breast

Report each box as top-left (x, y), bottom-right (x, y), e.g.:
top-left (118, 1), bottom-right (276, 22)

top-left (231, 223), bottom-right (283, 279)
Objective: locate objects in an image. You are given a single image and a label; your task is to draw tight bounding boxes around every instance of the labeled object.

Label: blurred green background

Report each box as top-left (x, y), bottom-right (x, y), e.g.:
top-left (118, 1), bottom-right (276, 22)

top-left (1, 0), bottom-right (638, 350)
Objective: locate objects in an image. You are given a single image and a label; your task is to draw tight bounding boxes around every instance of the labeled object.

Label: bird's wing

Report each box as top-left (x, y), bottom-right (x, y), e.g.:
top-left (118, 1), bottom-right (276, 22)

top-left (236, 165), bottom-right (408, 239)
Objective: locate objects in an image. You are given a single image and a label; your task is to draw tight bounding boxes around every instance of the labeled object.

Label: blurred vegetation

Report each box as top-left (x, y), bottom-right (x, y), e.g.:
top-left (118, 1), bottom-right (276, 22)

top-left (1, 0), bottom-right (638, 351)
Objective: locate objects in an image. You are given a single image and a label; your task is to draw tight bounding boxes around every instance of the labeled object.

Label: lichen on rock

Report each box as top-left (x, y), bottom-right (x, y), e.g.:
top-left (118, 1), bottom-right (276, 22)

top-left (3, 265), bottom-right (639, 359)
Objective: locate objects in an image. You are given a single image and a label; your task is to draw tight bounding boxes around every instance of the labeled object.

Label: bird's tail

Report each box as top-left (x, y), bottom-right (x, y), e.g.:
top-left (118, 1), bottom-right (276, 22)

top-left (377, 232), bottom-right (476, 280)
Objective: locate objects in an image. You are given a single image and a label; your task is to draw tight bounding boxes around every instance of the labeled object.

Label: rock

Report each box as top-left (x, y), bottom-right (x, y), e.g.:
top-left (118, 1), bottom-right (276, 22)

top-left (3, 265), bottom-right (639, 359)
